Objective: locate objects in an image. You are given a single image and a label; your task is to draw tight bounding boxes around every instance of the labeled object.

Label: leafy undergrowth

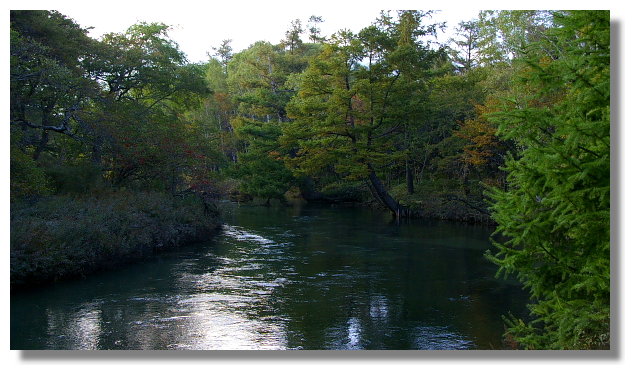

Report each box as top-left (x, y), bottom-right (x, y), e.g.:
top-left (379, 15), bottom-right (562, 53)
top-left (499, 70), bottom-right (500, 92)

top-left (10, 191), bottom-right (221, 289)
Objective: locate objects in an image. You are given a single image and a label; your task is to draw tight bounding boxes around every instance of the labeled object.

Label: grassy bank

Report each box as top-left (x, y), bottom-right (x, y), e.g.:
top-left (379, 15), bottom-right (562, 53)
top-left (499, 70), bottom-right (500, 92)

top-left (10, 191), bottom-right (221, 289)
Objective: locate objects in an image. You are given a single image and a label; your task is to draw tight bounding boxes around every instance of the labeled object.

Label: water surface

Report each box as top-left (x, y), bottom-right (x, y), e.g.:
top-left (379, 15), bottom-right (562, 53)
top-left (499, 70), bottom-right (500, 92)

top-left (11, 203), bottom-right (527, 350)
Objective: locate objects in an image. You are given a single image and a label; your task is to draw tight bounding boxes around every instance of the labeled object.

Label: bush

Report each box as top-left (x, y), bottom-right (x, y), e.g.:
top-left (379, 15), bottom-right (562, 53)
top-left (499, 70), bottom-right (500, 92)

top-left (320, 181), bottom-right (367, 202)
top-left (10, 146), bottom-right (52, 201)
top-left (44, 160), bottom-right (105, 194)
top-left (390, 181), bottom-right (492, 223)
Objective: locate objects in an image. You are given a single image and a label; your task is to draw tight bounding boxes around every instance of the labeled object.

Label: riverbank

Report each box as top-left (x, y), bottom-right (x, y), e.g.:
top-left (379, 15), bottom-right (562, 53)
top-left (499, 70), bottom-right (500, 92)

top-left (10, 191), bottom-right (221, 290)
top-left (392, 191), bottom-right (493, 224)
top-left (290, 184), bottom-right (494, 224)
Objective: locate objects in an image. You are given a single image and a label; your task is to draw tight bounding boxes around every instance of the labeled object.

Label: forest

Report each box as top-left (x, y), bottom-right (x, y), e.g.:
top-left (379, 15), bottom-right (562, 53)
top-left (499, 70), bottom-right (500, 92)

top-left (10, 10), bottom-right (610, 350)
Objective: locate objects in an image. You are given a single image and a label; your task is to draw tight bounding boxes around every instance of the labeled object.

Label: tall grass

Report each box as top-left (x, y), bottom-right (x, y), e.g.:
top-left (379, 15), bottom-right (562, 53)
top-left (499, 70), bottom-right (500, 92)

top-left (10, 191), bottom-right (220, 288)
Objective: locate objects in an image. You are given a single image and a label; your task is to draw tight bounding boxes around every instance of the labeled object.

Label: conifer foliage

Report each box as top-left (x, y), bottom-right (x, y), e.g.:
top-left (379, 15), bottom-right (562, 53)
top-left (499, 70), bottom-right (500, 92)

top-left (486, 11), bottom-right (610, 349)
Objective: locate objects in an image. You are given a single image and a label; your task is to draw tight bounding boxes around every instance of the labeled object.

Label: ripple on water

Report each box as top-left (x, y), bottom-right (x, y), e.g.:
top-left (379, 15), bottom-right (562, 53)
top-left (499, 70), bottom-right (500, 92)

top-left (223, 225), bottom-right (275, 245)
top-left (178, 293), bottom-right (253, 305)
top-left (411, 326), bottom-right (474, 350)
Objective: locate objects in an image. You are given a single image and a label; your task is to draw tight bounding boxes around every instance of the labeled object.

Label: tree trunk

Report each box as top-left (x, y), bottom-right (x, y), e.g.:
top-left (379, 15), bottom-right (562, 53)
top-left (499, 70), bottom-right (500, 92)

top-left (406, 160), bottom-right (414, 194)
top-left (367, 164), bottom-right (407, 217)
top-left (461, 164), bottom-right (470, 196)
top-left (462, 172), bottom-right (470, 197)
top-left (32, 129), bottom-right (49, 161)
top-left (91, 137), bottom-right (103, 166)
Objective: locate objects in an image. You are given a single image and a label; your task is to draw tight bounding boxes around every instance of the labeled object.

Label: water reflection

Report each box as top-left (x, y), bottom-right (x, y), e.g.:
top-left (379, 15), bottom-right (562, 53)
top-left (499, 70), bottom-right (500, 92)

top-left (410, 326), bottom-right (473, 350)
top-left (346, 317), bottom-right (362, 349)
top-left (45, 303), bottom-right (102, 350)
top-left (369, 295), bottom-right (389, 320)
top-left (11, 203), bottom-right (527, 350)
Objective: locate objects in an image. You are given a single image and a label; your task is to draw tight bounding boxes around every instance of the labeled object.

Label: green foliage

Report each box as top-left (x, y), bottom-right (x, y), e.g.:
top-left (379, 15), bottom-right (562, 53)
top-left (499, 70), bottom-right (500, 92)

top-left (96, 22), bottom-right (189, 100)
top-left (95, 28), bottom-right (215, 190)
top-left (228, 114), bottom-right (296, 201)
top-left (447, 20), bottom-right (480, 72)
top-left (290, 13), bottom-right (487, 215)
top-left (307, 15), bottom-right (325, 44)
top-left (10, 11), bottom-right (217, 196)
top-left (487, 10), bottom-right (610, 349)
top-left (206, 58), bottom-right (229, 93)
top-left (10, 146), bottom-right (52, 201)
top-left (10, 10), bottom-right (99, 144)
top-left (284, 12), bottom-right (446, 212)
top-left (224, 40), bottom-right (314, 201)
top-left (229, 151), bottom-right (295, 202)
top-left (45, 160), bottom-right (104, 195)
top-left (282, 19), bottom-right (304, 53)
top-left (320, 180), bottom-right (367, 202)
top-left (475, 10), bottom-right (553, 65)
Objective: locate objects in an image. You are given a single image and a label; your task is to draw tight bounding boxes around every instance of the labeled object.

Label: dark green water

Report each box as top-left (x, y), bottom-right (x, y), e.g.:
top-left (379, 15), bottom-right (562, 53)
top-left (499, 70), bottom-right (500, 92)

top-left (11, 203), bottom-right (527, 350)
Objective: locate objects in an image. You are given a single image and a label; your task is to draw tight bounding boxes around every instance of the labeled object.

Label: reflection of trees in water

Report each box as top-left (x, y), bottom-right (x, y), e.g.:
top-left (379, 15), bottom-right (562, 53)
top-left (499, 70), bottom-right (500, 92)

top-left (255, 205), bottom-right (521, 349)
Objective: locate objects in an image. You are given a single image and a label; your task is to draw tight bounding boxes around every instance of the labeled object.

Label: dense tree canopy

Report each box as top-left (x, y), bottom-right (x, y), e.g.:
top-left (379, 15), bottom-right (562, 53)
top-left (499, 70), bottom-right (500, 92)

top-left (10, 11), bottom-right (216, 196)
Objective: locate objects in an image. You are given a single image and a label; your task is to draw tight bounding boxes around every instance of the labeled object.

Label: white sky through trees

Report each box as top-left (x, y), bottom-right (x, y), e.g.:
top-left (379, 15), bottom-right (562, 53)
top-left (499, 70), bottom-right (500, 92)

top-left (55, 3), bottom-right (480, 63)
top-left (24, 0), bottom-right (620, 64)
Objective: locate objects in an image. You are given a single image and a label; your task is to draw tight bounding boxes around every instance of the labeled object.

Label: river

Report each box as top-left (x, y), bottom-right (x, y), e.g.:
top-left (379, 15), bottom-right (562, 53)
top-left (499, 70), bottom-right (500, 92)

top-left (11, 202), bottom-right (528, 350)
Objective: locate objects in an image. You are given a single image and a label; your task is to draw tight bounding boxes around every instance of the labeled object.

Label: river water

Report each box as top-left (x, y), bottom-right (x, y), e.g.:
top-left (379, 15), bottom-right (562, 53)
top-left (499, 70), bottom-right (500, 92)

top-left (11, 202), bottom-right (528, 350)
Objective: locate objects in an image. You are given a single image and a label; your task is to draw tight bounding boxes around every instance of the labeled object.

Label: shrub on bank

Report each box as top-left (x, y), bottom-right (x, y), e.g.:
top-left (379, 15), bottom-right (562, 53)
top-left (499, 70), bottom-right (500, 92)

top-left (389, 182), bottom-right (493, 223)
top-left (10, 191), bottom-right (221, 288)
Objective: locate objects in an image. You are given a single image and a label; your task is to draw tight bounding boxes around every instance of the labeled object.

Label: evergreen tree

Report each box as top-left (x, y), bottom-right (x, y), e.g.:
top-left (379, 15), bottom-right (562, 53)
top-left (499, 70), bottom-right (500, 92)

top-left (448, 20), bottom-right (480, 73)
top-left (225, 41), bottom-right (301, 202)
top-left (307, 15), bottom-right (325, 43)
top-left (487, 10), bottom-right (610, 349)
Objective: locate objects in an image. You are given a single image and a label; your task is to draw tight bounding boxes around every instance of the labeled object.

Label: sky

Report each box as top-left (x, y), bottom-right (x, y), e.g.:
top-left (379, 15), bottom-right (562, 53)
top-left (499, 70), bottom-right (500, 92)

top-left (15, 1), bottom-right (621, 64)
top-left (50, 2), bottom-right (481, 63)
